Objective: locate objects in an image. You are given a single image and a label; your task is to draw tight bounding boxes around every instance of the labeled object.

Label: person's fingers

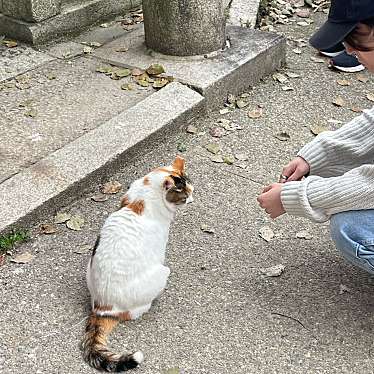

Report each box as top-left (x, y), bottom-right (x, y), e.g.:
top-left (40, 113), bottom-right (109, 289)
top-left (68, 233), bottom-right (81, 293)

top-left (262, 185), bottom-right (273, 193)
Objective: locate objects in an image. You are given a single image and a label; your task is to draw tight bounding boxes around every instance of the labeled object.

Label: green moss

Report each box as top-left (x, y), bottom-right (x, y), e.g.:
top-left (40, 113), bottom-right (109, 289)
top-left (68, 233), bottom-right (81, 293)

top-left (0, 230), bottom-right (29, 254)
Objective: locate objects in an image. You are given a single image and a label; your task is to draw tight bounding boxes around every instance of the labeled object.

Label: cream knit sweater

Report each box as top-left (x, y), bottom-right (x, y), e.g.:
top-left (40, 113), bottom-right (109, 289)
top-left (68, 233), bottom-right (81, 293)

top-left (281, 107), bottom-right (374, 222)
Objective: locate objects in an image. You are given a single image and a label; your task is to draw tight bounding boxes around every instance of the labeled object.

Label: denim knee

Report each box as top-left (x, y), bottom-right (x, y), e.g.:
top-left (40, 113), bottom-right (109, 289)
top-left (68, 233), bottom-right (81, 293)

top-left (330, 210), bottom-right (374, 275)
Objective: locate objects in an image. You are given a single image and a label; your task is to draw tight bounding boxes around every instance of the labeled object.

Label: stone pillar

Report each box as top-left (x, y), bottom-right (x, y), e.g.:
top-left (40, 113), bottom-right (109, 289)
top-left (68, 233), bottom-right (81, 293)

top-left (2, 0), bottom-right (61, 22)
top-left (143, 0), bottom-right (226, 56)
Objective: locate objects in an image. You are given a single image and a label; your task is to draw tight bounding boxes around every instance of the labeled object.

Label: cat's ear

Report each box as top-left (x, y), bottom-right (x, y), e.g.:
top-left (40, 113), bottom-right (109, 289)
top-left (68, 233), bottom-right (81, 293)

top-left (172, 156), bottom-right (185, 175)
top-left (163, 176), bottom-right (174, 191)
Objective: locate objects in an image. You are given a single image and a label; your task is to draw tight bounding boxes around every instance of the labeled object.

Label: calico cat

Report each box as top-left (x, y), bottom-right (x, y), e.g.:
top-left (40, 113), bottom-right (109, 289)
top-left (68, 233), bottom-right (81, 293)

top-left (81, 156), bottom-right (193, 372)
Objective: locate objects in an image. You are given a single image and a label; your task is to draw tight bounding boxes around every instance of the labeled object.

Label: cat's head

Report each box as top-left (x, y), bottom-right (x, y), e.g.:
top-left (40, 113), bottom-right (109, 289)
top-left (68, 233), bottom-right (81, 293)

top-left (161, 156), bottom-right (194, 206)
top-left (121, 156), bottom-right (193, 212)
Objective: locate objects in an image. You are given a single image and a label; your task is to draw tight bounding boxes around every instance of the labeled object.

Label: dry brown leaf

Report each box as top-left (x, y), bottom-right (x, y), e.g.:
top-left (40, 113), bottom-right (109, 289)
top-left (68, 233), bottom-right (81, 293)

top-left (66, 216), bottom-right (85, 231)
top-left (186, 125), bottom-right (198, 134)
top-left (332, 97), bottom-right (345, 107)
top-left (350, 107), bottom-right (362, 113)
top-left (55, 212), bottom-right (72, 224)
top-left (11, 252), bottom-right (34, 264)
top-left (209, 127), bottom-right (225, 138)
top-left (248, 107), bottom-right (263, 119)
top-left (91, 194), bottom-right (109, 202)
top-left (337, 79), bottom-right (350, 86)
top-left (357, 74), bottom-right (369, 83)
top-left (366, 93), bottom-right (374, 102)
top-left (132, 68), bottom-right (144, 76)
top-left (310, 124), bottom-right (329, 135)
top-left (40, 223), bottom-right (57, 235)
top-left (273, 73), bottom-right (288, 84)
top-left (102, 181), bottom-right (122, 194)
top-left (310, 56), bottom-right (325, 63)
top-left (259, 226), bottom-right (274, 242)
top-left (260, 264), bottom-right (285, 277)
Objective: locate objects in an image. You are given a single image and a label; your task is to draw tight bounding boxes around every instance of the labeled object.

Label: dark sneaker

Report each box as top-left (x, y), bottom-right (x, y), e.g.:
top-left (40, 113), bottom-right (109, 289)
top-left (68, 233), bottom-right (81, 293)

top-left (330, 51), bottom-right (365, 73)
top-left (319, 42), bottom-right (345, 57)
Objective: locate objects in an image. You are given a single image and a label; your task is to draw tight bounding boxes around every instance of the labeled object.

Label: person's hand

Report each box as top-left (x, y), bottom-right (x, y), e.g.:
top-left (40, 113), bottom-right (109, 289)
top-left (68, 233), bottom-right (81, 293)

top-left (279, 156), bottom-right (310, 183)
top-left (257, 183), bottom-right (285, 219)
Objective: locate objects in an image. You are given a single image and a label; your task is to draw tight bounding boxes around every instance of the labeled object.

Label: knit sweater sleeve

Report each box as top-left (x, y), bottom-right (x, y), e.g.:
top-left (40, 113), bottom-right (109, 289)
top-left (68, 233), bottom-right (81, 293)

top-left (297, 107), bottom-right (374, 177)
top-left (281, 165), bottom-right (374, 222)
top-left (280, 107), bottom-right (374, 222)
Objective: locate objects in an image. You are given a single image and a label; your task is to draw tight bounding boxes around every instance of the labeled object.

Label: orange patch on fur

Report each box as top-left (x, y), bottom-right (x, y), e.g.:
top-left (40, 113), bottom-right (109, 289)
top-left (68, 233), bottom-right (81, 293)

top-left (172, 156), bottom-right (185, 175)
top-left (143, 176), bottom-right (150, 186)
top-left (156, 167), bottom-right (179, 177)
top-left (127, 199), bottom-right (145, 215)
top-left (93, 303), bottom-right (113, 312)
top-left (120, 195), bottom-right (130, 208)
top-left (117, 311), bottom-right (131, 321)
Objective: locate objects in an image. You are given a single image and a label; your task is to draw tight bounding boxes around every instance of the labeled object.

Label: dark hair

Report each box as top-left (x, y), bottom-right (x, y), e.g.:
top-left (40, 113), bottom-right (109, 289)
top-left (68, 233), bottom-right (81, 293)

top-left (345, 18), bottom-right (374, 51)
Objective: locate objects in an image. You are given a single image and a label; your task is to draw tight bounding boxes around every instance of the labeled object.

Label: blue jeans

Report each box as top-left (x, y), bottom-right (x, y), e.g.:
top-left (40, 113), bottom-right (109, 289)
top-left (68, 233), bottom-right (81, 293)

top-left (330, 210), bottom-right (374, 274)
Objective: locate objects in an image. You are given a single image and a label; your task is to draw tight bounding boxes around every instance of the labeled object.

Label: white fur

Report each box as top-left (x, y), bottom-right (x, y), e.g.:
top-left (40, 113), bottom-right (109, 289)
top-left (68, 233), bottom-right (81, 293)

top-left (87, 169), bottom-right (190, 320)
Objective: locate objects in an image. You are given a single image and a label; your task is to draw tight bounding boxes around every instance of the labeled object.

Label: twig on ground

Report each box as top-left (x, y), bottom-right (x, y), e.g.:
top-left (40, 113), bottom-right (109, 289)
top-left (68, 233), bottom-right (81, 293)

top-left (271, 312), bottom-right (307, 330)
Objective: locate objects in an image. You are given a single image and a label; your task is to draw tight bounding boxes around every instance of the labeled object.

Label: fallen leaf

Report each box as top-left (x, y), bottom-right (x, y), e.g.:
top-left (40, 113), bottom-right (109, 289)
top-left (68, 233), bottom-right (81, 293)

top-left (24, 108), bottom-right (37, 118)
top-left (219, 108), bottom-right (231, 115)
top-left (55, 212), bottom-right (72, 224)
top-left (295, 230), bottom-right (313, 240)
top-left (46, 73), bottom-right (56, 80)
top-left (282, 86), bottom-right (294, 91)
top-left (114, 68), bottom-right (131, 78)
top-left (286, 72), bottom-right (301, 78)
top-left (131, 68), bottom-right (144, 76)
top-left (350, 107), bottom-right (362, 113)
top-left (121, 83), bottom-right (134, 90)
top-left (146, 64), bottom-right (165, 75)
top-left (292, 48), bottom-right (302, 54)
top-left (115, 47), bottom-right (129, 52)
top-left (339, 284), bottom-right (351, 295)
top-left (235, 154), bottom-right (248, 161)
top-left (235, 163), bottom-right (247, 169)
top-left (209, 127), bottom-right (225, 138)
top-left (210, 155), bottom-right (224, 163)
top-left (200, 224), bottom-right (215, 234)
top-left (310, 56), bottom-right (325, 63)
top-left (236, 99), bottom-right (250, 109)
top-left (0, 254), bottom-right (5, 267)
top-left (3, 39), bottom-right (18, 48)
top-left (248, 107), bottom-right (263, 119)
top-left (260, 264), bottom-right (285, 277)
top-left (153, 78), bottom-right (169, 89)
top-left (11, 252), bottom-right (34, 264)
top-left (227, 93), bottom-right (236, 104)
top-left (96, 66), bottom-right (113, 74)
top-left (274, 131), bottom-right (290, 141)
top-left (206, 143), bottom-right (220, 155)
top-left (259, 226), bottom-right (274, 242)
top-left (186, 125), bottom-right (198, 134)
top-left (310, 124), bottom-right (328, 135)
top-left (40, 223), bottom-right (58, 235)
top-left (83, 46), bottom-right (93, 54)
top-left (136, 79), bottom-right (149, 87)
top-left (295, 9), bottom-right (310, 17)
top-left (366, 93), bottom-right (374, 102)
top-left (273, 73), bottom-right (288, 84)
top-left (332, 97), bottom-right (345, 107)
top-left (223, 155), bottom-right (235, 165)
top-left (74, 245), bottom-right (92, 254)
top-left (102, 181), bottom-right (122, 194)
top-left (88, 41), bottom-right (102, 47)
top-left (163, 368), bottom-right (181, 374)
top-left (91, 194), bottom-right (109, 202)
top-left (337, 79), bottom-right (350, 86)
top-left (66, 215), bottom-right (85, 231)
top-left (357, 74), bottom-right (369, 83)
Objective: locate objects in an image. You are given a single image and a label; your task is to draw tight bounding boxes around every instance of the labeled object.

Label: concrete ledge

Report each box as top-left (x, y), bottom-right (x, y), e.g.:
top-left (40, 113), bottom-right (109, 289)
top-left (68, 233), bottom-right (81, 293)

top-left (93, 25), bottom-right (286, 110)
top-left (0, 0), bottom-right (141, 44)
top-left (0, 82), bottom-right (205, 235)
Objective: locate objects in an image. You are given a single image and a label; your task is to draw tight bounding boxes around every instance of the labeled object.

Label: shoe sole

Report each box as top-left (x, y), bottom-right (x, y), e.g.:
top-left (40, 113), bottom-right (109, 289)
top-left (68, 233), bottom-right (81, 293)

top-left (330, 64), bottom-right (366, 73)
top-left (319, 50), bottom-right (345, 57)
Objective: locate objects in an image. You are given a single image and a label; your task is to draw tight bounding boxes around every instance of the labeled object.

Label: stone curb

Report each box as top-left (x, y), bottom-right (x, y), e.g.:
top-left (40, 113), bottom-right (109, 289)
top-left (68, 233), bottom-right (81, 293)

top-left (0, 82), bottom-right (205, 235)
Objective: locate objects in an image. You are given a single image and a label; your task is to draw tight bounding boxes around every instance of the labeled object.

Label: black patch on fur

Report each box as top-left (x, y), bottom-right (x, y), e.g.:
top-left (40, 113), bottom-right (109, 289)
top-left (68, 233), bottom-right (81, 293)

top-left (92, 235), bottom-right (100, 257)
top-left (170, 174), bottom-right (190, 189)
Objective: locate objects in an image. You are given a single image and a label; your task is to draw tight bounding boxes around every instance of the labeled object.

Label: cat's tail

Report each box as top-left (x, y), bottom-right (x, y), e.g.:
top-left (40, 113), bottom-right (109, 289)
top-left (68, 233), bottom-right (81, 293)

top-left (81, 313), bottom-right (144, 372)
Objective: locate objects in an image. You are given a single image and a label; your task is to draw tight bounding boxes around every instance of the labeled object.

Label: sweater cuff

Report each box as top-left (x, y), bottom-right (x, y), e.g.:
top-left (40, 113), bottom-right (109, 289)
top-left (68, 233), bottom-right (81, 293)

top-left (297, 136), bottom-right (330, 174)
top-left (281, 181), bottom-right (306, 217)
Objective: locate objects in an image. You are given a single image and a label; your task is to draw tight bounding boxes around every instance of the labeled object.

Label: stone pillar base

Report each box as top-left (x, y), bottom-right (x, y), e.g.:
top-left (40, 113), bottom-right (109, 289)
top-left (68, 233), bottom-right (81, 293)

top-left (0, 0), bottom-right (140, 45)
